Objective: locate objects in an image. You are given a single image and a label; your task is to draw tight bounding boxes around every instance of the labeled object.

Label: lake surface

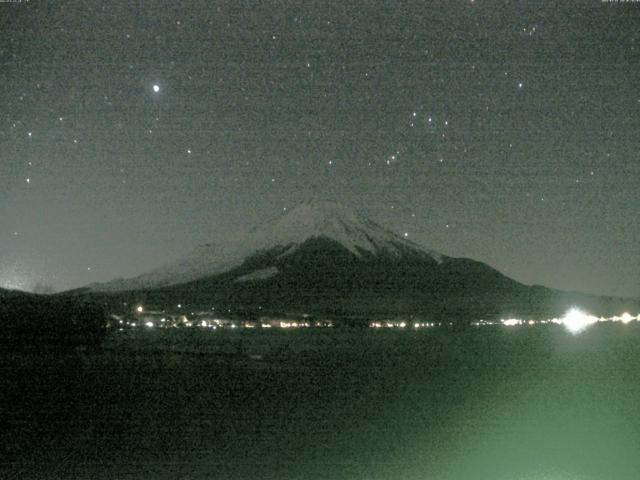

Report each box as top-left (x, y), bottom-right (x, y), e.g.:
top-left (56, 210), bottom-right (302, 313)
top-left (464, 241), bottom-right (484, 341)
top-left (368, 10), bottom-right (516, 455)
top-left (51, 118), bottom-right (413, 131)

top-left (2, 324), bottom-right (640, 479)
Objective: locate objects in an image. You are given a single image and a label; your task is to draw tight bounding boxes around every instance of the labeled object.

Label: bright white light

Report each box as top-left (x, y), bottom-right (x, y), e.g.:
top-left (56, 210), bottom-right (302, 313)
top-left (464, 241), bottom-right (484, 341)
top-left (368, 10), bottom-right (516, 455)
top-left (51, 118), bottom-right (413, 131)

top-left (153, 84), bottom-right (160, 93)
top-left (502, 318), bottom-right (521, 326)
top-left (620, 312), bottom-right (634, 324)
top-left (145, 321), bottom-right (154, 328)
top-left (136, 305), bottom-right (143, 313)
top-left (562, 307), bottom-right (596, 334)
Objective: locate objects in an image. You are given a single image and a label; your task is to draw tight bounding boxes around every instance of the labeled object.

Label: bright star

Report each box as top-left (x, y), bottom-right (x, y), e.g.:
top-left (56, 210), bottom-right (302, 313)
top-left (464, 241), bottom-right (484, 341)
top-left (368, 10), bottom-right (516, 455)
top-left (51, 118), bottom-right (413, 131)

top-left (153, 84), bottom-right (160, 93)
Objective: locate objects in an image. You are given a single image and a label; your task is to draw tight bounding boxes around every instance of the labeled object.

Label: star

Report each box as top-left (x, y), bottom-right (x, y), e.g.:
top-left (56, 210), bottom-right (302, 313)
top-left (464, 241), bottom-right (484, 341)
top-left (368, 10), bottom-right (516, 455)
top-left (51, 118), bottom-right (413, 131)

top-left (153, 84), bottom-right (160, 93)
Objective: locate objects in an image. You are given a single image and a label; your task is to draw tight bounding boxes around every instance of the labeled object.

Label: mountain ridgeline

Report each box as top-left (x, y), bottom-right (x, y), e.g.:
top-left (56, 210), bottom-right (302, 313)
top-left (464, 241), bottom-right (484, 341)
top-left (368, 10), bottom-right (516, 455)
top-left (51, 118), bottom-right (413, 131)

top-left (84, 200), bottom-right (637, 323)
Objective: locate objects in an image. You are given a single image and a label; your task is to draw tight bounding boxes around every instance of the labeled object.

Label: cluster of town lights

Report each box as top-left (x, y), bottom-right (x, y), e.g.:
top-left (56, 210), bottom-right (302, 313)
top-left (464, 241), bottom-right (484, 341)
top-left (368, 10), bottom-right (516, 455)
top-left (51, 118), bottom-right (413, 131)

top-left (493, 308), bottom-right (639, 334)
top-left (119, 305), bottom-right (638, 334)
top-left (368, 309), bottom-right (638, 334)
top-left (369, 321), bottom-right (437, 329)
top-left (111, 306), bottom-right (335, 330)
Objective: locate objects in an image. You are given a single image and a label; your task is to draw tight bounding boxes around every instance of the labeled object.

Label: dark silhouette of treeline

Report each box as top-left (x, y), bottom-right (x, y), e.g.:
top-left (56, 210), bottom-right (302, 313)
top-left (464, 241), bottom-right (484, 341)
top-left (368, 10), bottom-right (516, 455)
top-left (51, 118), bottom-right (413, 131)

top-left (0, 290), bottom-right (107, 350)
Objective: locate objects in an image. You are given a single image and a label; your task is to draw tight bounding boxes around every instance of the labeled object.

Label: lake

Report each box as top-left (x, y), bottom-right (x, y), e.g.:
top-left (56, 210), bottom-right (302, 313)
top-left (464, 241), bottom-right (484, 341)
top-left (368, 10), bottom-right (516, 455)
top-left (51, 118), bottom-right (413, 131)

top-left (2, 324), bottom-right (640, 479)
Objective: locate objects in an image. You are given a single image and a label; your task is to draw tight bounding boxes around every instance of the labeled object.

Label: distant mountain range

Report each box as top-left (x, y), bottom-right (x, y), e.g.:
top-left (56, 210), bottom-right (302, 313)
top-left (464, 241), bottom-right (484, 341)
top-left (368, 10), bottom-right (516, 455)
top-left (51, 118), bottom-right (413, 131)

top-left (78, 200), bottom-right (637, 322)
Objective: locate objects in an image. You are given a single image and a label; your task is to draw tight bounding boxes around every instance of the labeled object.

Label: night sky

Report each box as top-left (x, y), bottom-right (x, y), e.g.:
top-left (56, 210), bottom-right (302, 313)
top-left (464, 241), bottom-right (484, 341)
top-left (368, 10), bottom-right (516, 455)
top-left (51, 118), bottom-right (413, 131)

top-left (1, 1), bottom-right (638, 297)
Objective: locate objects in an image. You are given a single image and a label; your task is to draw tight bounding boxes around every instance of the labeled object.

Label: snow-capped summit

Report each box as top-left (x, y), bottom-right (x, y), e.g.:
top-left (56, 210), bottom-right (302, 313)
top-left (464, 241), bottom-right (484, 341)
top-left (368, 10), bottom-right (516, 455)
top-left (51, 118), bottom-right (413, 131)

top-left (245, 199), bottom-right (441, 259)
top-left (89, 199), bottom-right (443, 292)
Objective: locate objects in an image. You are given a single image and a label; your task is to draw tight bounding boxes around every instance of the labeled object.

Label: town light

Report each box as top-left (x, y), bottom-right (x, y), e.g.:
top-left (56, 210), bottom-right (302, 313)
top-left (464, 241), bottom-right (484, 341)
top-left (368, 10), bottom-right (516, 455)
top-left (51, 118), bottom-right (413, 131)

top-left (502, 318), bottom-right (521, 326)
top-left (620, 312), bottom-right (634, 324)
top-left (562, 307), bottom-right (596, 334)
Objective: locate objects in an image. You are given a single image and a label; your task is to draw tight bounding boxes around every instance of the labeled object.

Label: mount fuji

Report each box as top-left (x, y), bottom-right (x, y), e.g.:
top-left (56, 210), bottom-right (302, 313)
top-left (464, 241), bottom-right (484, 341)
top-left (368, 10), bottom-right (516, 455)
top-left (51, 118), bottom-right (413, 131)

top-left (84, 200), bottom-right (635, 322)
top-left (89, 200), bottom-right (445, 293)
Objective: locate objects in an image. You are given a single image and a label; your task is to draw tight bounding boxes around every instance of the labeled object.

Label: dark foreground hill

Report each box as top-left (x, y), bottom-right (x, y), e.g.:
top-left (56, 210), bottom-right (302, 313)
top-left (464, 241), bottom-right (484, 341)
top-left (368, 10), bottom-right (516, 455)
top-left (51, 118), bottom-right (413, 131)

top-left (0, 288), bottom-right (107, 348)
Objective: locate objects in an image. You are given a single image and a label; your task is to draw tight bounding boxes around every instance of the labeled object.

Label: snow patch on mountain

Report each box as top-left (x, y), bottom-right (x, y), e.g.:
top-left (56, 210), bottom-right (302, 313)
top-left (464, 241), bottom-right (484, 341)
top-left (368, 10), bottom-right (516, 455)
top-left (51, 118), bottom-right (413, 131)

top-left (234, 267), bottom-right (279, 283)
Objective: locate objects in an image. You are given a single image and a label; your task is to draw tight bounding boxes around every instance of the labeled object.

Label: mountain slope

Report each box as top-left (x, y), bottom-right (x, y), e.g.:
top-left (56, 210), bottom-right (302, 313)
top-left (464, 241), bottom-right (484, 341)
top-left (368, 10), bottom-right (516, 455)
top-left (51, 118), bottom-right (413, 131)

top-left (84, 200), bottom-right (638, 321)
top-left (89, 199), bottom-right (443, 292)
